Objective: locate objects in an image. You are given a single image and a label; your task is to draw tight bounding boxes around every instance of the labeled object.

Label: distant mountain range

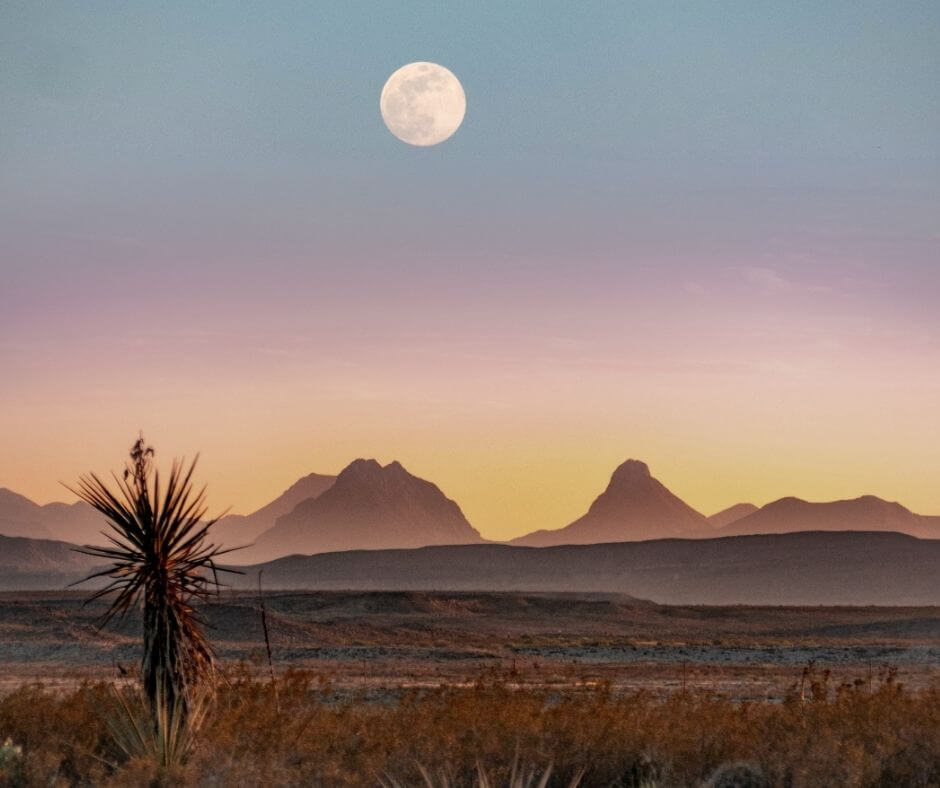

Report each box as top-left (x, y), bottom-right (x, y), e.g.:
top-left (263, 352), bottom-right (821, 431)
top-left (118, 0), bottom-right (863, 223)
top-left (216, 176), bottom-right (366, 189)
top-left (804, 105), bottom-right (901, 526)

top-left (713, 495), bottom-right (940, 540)
top-left (4, 457), bottom-right (940, 559)
top-left (0, 488), bottom-right (103, 544)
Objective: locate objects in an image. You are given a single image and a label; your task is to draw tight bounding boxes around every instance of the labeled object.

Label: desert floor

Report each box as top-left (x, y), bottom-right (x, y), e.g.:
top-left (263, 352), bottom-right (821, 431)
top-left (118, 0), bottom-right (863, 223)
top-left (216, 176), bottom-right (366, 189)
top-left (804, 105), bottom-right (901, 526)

top-left (1, 590), bottom-right (937, 700)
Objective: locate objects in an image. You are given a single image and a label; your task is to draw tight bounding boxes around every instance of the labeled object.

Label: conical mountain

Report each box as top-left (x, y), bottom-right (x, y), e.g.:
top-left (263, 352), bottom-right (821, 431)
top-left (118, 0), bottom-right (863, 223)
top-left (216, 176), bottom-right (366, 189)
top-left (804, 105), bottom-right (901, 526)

top-left (511, 460), bottom-right (709, 546)
top-left (247, 459), bottom-right (483, 561)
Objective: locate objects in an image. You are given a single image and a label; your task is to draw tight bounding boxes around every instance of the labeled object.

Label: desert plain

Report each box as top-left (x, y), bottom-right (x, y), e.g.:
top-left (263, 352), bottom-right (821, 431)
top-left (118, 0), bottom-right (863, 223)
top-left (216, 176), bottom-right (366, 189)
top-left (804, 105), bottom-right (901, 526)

top-left (2, 590), bottom-right (936, 701)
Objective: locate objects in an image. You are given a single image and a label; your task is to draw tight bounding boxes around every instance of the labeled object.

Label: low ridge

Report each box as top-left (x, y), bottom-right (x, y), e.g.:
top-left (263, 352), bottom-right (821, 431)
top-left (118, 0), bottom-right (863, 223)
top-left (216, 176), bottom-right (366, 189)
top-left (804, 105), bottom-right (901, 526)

top-left (717, 495), bottom-right (940, 539)
top-left (708, 503), bottom-right (759, 529)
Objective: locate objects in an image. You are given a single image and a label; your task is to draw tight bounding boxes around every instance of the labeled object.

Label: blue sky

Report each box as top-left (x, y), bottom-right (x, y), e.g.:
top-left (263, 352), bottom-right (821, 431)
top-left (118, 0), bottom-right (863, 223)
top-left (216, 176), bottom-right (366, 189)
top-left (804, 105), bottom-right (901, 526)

top-left (1, 1), bottom-right (939, 532)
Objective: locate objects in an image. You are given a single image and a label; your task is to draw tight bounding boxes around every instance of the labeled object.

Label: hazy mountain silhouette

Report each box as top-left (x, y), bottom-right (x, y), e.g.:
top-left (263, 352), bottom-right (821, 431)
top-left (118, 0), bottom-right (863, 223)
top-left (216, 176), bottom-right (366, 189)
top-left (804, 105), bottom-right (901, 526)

top-left (0, 532), bottom-right (100, 589)
top-left (708, 503), bottom-right (759, 529)
top-left (0, 489), bottom-right (53, 538)
top-left (221, 531), bottom-right (940, 606)
top-left (214, 472), bottom-right (336, 550)
top-left (716, 495), bottom-right (940, 539)
top-left (7, 458), bottom-right (940, 560)
top-left (512, 460), bottom-right (710, 546)
top-left (3, 528), bottom-right (939, 605)
top-left (248, 459), bottom-right (484, 561)
top-left (0, 488), bottom-right (104, 543)
top-left (0, 532), bottom-right (97, 571)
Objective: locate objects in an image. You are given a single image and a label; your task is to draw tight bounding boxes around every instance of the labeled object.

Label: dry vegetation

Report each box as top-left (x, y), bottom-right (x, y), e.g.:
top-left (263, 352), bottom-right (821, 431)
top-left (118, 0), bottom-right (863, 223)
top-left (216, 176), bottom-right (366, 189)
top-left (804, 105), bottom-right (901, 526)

top-left (1, 666), bottom-right (939, 787)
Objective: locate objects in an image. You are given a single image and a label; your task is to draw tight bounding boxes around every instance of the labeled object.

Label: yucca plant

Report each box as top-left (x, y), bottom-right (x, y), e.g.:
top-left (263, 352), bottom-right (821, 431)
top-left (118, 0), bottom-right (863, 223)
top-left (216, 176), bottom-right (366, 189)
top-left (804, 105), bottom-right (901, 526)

top-left (69, 435), bottom-right (236, 724)
top-left (109, 684), bottom-right (209, 771)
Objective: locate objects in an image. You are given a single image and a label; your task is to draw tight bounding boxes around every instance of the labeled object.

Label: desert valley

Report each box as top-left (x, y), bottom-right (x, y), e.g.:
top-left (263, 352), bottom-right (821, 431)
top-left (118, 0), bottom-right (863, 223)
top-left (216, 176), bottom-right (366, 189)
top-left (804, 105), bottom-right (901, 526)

top-left (2, 454), bottom-right (938, 699)
top-left (1, 455), bottom-right (938, 785)
top-left (3, 1), bottom-right (938, 782)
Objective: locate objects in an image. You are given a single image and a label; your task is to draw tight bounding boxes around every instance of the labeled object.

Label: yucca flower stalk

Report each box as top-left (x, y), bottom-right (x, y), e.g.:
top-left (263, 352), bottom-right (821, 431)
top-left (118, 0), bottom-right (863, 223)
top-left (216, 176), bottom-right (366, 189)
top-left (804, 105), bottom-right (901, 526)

top-left (69, 435), bottom-right (237, 723)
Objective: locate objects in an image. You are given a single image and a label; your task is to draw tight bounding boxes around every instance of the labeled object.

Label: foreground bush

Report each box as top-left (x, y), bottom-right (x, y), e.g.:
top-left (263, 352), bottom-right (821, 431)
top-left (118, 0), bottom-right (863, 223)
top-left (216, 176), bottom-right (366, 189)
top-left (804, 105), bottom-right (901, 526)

top-left (1, 668), bottom-right (938, 786)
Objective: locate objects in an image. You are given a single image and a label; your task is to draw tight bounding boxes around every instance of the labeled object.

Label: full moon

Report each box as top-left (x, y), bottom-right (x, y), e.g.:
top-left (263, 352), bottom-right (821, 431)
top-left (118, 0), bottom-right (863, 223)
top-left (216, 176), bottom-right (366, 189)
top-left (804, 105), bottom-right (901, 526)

top-left (380, 62), bottom-right (466, 146)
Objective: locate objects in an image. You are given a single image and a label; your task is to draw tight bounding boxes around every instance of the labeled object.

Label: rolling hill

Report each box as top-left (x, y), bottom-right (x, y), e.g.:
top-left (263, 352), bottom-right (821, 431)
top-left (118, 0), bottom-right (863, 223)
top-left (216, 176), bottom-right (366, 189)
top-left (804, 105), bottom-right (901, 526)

top-left (0, 533), bottom-right (100, 589)
top-left (716, 495), bottom-right (940, 539)
top-left (227, 531), bottom-right (940, 606)
top-left (2, 527), bottom-right (938, 605)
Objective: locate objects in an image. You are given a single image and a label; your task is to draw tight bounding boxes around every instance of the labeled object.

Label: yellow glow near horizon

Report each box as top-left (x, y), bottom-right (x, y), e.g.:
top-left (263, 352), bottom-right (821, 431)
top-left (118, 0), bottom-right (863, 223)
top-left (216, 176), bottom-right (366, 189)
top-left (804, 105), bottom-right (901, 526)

top-left (4, 274), bottom-right (939, 539)
top-left (5, 366), bottom-right (940, 541)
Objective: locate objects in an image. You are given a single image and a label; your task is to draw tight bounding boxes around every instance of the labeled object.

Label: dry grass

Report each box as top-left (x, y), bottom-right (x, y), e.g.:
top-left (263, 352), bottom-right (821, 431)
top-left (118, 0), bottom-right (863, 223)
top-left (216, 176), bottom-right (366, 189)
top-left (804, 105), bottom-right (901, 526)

top-left (1, 666), bottom-right (939, 787)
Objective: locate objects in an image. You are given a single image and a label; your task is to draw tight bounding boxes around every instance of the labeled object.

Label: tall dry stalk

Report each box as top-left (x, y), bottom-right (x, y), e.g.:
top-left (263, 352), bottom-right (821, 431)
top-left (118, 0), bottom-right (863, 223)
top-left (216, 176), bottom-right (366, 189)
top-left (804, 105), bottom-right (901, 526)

top-left (257, 570), bottom-right (280, 712)
top-left (69, 434), bottom-right (236, 722)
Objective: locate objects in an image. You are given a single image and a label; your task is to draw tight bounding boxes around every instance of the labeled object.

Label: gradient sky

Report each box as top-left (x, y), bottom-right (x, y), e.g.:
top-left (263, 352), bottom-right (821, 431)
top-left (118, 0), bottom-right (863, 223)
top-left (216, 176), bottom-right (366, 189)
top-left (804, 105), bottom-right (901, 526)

top-left (2, 1), bottom-right (939, 539)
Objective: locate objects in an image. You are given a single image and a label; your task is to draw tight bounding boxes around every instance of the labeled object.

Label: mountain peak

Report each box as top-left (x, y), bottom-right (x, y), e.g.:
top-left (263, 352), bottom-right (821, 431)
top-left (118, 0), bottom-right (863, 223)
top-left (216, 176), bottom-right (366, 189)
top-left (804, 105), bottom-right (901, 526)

top-left (335, 459), bottom-right (416, 489)
top-left (341, 458), bottom-right (384, 476)
top-left (609, 459), bottom-right (652, 486)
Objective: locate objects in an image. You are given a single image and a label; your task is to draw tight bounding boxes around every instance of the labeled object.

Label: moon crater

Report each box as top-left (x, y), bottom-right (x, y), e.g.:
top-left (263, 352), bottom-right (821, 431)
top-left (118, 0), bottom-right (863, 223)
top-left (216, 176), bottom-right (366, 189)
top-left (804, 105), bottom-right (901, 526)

top-left (380, 62), bottom-right (466, 146)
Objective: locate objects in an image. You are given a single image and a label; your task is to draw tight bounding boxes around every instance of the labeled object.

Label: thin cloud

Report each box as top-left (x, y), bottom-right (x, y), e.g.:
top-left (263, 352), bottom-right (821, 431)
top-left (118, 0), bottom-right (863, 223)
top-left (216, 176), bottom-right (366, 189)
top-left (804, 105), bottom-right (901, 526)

top-left (737, 266), bottom-right (792, 292)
